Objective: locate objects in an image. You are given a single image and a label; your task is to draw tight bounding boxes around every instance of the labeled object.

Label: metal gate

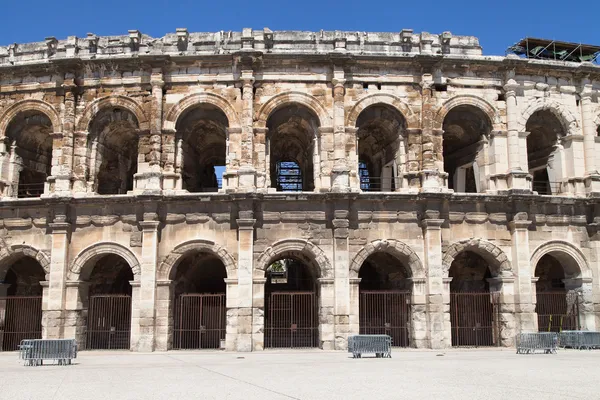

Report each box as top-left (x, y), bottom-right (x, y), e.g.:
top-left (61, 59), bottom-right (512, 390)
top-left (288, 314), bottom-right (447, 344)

top-left (536, 291), bottom-right (579, 332)
top-left (359, 291), bottom-right (410, 347)
top-left (265, 291), bottom-right (318, 349)
top-left (0, 296), bottom-right (42, 351)
top-left (86, 295), bottom-right (131, 350)
top-left (173, 293), bottom-right (226, 350)
top-left (450, 292), bottom-right (500, 347)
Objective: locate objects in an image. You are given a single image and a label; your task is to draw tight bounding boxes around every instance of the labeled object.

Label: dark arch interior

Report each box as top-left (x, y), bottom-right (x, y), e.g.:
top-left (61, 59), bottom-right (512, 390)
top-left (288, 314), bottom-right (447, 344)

top-left (358, 252), bottom-right (411, 291)
top-left (6, 111), bottom-right (53, 198)
top-left (2, 256), bottom-right (45, 296)
top-left (535, 254), bottom-right (566, 292)
top-left (170, 252), bottom-right (227, 350)
top-left (87, 254), bottom-right (134, 295)
top-left (356, 105), bottom-right (406, 192)
top-left (358, 252), bottom-right (412, 347)
top-left (448, 251), bottom-right (492, 293)
top-left (526, 110), bottom-right (565, 194)
top-left (0, 256), bottom-right (45, 351)
top-left (176, 104), bottom-right (228, 193)
top-left (88, 107), bottom-right (140, 195)
top-left (170, 252), bottom-right (227, 297)
top-left (442, 105), bottom-right (490, 192)
top-left (534, 254), bottom-right (580, 332)
top-left (267, 105), bottom-right (319, 192)
top-left (264, 254), bottom-right (319, 348)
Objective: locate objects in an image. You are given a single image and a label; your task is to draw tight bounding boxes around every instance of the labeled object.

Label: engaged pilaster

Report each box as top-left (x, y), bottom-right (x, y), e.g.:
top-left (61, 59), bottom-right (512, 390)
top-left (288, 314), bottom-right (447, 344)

top-left (580, 83), bottom-right (600, 195)
top-left (331, 70), bottom-right (350, 192)
top-left (421, 217), bottom-right (446, 348)
top-left (504, 77), bottom-right (531, 192)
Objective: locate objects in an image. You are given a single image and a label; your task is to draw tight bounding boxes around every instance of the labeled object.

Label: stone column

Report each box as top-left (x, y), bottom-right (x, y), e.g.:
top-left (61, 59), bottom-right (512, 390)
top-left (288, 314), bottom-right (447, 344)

top-left (580, 85), bottom-right (600, 194)
top-left (45, 132), bottom-right (71, 197)
top-left (564, 277), bottom-right (595, 331)
top-left (0, 284), bottom-right (9, 348)
top-left (154, 280), bottom-right (173, 351)
top-left (504, 78), bottom-right (531, 192)
top-left (237, 70), bottom-right (256, 190)
top-left (45, 214), bottom-right (71, 339)
top-left (253, 127), bottom-right (268, 191)
top-left (0, 137), bottom-right (10, 197)
top-left (224, 278), bottom-right (239, 351)
top-left (251, 278), bottom-right (266, 350)
top-left (134, 71), bottom-right (163, 194)
top-left (132, 216), bottom-right (160, 351)
top-left (318, 278), bottom-right (335, 350)
top-left (332, 210), bottom-right (350, 349)
top-left (421, 217), bottom-right (446, 348)
top-left (419, 77), bottom-right (445, 191)
top-left (348, 277), bottom-right (361, 337)
top-left (345, 127), bottom-right (360, 190)
top-left (72, 131), bottom-right (90, 195)
top-left (235, 206), bottom-right (255, 351)
top-left (63, 281), bottom-right (88, 348)
top-left (488, 276), bottom-right (516, 347)
top-left (509, 217), bottom-right (537, 333)
top-left (162, 130), bottom-right (180, 192)
top-left (409, 278), bottom-right (427, 348)
top-left (331, 71), bottom-right (350, 192)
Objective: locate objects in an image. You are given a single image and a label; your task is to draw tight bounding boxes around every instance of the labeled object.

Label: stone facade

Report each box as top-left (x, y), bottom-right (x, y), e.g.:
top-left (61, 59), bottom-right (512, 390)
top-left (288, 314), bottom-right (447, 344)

top-left (0, 29), bottom-right (599, 351)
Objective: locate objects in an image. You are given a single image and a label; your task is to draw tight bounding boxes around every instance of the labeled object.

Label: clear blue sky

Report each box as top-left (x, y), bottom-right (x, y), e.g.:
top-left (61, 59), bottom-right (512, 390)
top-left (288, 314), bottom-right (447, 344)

top-left (1, 0), bottom-right (598, 55)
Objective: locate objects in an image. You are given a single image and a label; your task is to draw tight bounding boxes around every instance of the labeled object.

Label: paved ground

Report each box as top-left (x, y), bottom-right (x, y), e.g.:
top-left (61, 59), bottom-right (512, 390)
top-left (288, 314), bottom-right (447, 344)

top-left (0, 348), bottom-right (597, 399)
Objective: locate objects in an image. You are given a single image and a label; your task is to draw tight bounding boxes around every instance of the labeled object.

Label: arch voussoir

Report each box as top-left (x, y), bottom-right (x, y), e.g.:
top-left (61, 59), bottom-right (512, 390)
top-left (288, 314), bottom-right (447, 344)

top-left (350, 239), bottom-right (424, 279)
top-left (443, 239), bottom-right (512, 277)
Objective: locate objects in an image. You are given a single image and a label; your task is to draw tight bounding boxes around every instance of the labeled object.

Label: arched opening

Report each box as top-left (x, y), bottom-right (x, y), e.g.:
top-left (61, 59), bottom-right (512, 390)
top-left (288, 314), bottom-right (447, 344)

top-left (81, 254), bottom-right (134, 350)
top-left (0, 256), bottom-right (45, 350)
top-left (526, 110), bottom-right (565, 195)
top-left (534, 254), bottom-right (580, 332)
top-left (448, 251), bottom-right (500, 347)
top-left (176, 104), bottom-right (228, 193)
top-left (356, 105), bottom-right (406, 192)
top-left (88, 108), bottom-right (140, 195)
top-left (442, 105), bottom-right (490, 193)
top-left (264, 255), bottom-right (319, 348)
top-left (358, 252), bottom-right (411, 347)
top-left (169, 252), bottom-right (227, 350)
top-left (267, 105), bottom-right (318, 192)
top-left (5, 111), bottom-right (53, 198)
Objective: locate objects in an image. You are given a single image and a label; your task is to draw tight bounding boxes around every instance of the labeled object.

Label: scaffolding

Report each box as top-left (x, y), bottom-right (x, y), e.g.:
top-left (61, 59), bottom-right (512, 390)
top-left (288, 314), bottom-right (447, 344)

top-left (507, 37), bottom-right (600, 64)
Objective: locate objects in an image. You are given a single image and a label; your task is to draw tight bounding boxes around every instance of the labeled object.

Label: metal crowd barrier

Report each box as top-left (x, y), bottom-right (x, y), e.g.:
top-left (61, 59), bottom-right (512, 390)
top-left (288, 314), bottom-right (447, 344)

top-left (516, 332), bottom-right (558, 354)
top-left (348, 335), bottom-right (392, 358)
top-left (558, 331), bottom-right (600, 350)
top-left (19, 339), bottom-right (77, 366)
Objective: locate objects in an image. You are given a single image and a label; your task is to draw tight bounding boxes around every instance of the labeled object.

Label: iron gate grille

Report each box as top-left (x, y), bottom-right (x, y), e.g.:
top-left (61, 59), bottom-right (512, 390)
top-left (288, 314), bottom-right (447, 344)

top-left (450, 292), bottom-right (500, 347)
top-left (86, 295), bottom-right (131, 350)
top-left (0, 296), bottom-right (42, 351)
top-left (173, 293), bottom-right (226, 350)
top-left (536, 291), bottom-right (579, 332)
top-left (359, 291), bottom-right (410, 347)
top-left (265, 291), bottom-right (318, 349)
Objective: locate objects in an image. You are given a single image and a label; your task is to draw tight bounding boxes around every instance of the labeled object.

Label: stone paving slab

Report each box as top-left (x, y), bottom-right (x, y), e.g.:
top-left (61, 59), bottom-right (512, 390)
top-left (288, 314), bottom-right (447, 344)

top-left (0, 349), bottom-right (598, 400)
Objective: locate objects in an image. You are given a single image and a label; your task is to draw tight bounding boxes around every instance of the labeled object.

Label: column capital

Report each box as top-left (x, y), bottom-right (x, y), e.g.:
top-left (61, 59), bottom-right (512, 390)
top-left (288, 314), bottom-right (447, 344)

top-left (349, 278), bottom-right (362, 285)
top-left (508, 219), bottom-right (532, 232)
top-left (49, 222), bottom-right (71, 233)
top-left (139, 220), bottom-right (160, 231)
top-left (236, 218), bottom-right (256, 229)
top-left (421, 218), bottom-right (444, 229)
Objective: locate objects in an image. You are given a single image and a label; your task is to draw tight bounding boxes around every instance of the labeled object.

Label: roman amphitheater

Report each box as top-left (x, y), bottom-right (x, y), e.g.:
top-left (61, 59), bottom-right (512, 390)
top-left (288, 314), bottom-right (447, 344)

top-left (0, 28), bottom-right (598, 352)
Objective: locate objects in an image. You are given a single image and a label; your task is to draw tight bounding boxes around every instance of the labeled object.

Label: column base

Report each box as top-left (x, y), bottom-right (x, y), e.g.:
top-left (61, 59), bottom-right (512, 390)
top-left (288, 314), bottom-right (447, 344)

top-left (505, 170), bottom-right (532, 193)
top-left (585, 173), bottom-right (600, 197)
top-left (162, 172), bottom-right (181, 191)
top-left (330, 165), bottom-right (350, 193)
top-left (133, 171), bottom-right (162, 194)
top-left (419, 170), bottom-right (448, 193)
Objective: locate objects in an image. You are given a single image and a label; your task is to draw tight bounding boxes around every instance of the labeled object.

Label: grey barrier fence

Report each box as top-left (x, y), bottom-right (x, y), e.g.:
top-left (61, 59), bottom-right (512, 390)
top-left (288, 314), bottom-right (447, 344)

top-left (19, 339), bottom-right (77, 366)
top-left (348, 334), bottom-right (392, 358)
top-left (516, 332), bottom-right (558, 354)
top-left (558, 331), bottom-right (600, 350)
